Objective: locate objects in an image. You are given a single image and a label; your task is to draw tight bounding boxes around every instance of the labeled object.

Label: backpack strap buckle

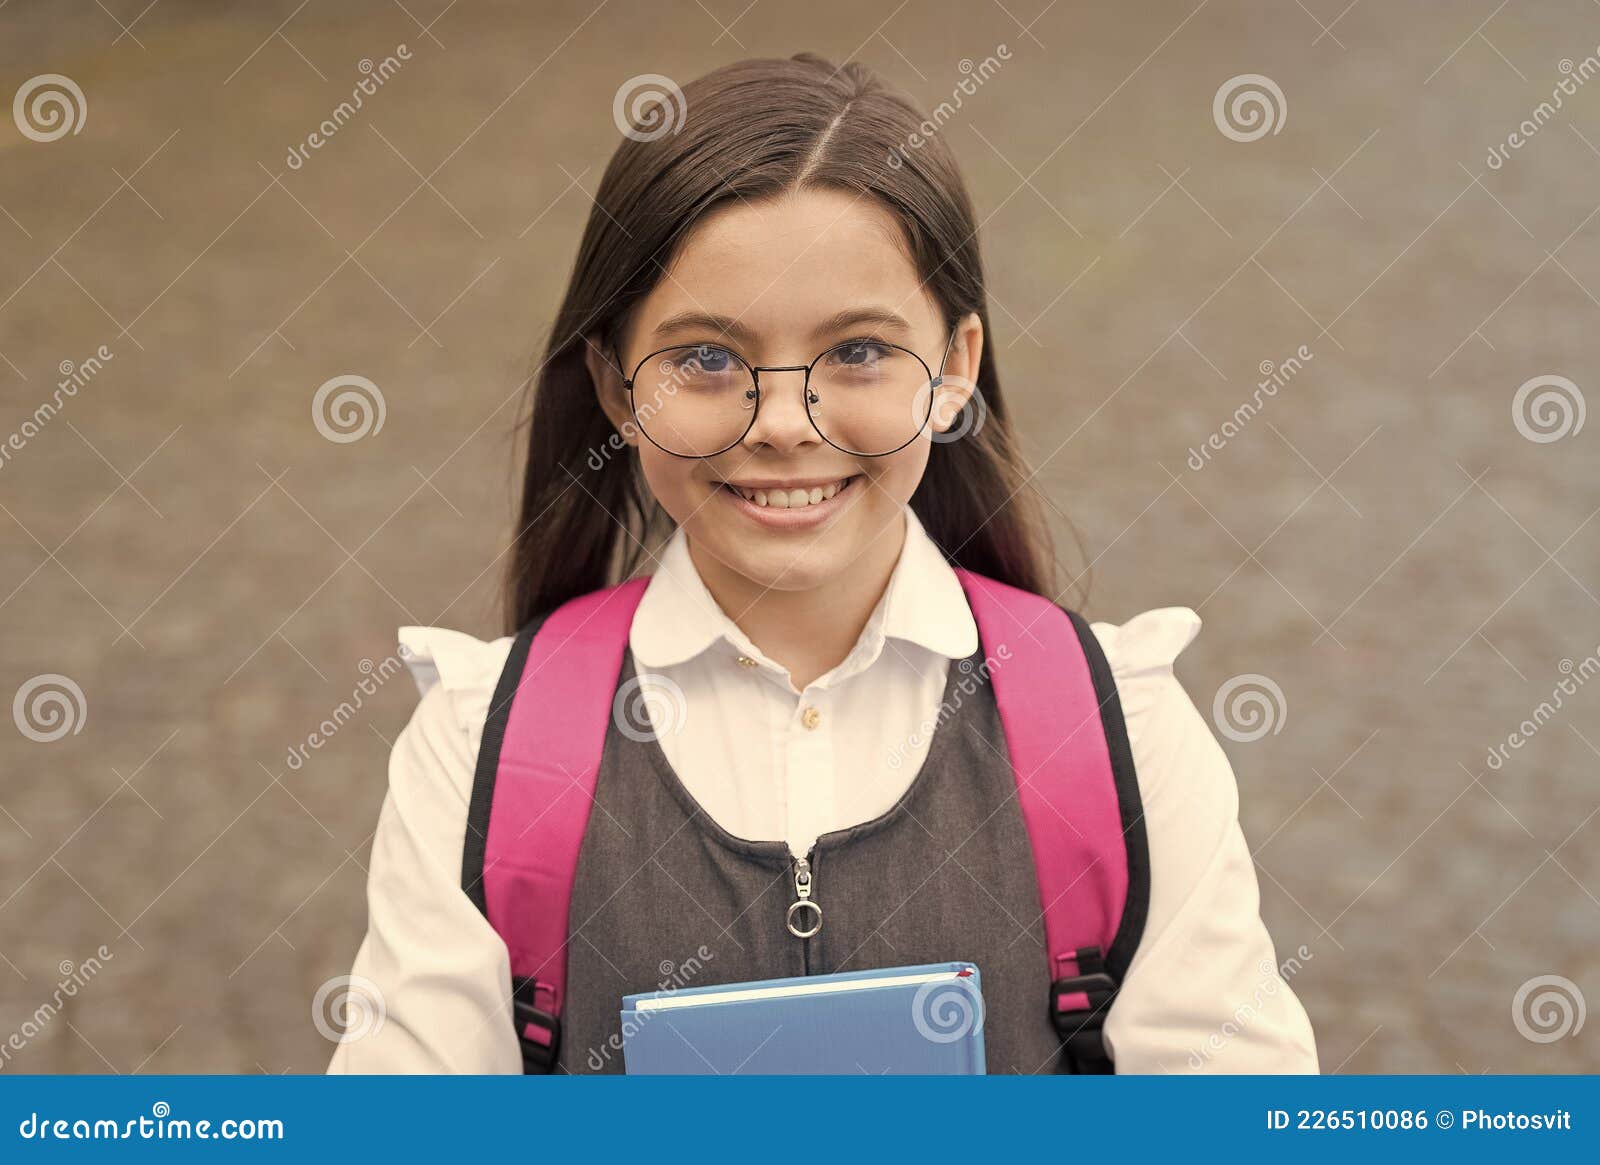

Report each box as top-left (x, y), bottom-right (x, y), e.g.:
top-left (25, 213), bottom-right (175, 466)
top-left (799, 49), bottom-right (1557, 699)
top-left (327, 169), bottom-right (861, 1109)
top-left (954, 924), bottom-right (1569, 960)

top-left (511, 976), bottom-right (561, 1073)
top-left (1050, 946), bottom-right (1117, 1072)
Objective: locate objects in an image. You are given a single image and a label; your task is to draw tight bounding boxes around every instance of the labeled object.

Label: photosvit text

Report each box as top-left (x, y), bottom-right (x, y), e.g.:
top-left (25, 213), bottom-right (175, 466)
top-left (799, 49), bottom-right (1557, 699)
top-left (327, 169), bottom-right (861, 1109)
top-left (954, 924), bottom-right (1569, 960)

top-left (1265, 1108), bottom-right (1573, 1132)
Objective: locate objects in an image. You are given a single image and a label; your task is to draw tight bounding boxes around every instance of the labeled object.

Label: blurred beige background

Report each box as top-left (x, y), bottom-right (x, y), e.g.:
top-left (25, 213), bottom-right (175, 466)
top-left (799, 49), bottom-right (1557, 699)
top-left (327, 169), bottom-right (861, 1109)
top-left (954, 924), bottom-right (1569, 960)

top-left (1, 0), bottom-right (1597, 1073)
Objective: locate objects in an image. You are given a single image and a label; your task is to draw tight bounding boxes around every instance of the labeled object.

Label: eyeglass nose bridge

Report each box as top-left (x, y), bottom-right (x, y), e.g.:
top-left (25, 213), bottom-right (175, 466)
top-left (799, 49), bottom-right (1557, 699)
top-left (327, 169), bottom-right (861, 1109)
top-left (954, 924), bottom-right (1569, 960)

top-left (747, 362), bottom-right (820, 406)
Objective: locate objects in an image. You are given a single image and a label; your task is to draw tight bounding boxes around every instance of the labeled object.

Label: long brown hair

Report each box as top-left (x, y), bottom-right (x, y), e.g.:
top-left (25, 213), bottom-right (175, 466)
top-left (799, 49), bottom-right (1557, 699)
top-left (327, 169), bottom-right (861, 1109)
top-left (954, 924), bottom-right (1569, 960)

top-left (507, 52), bottom-right (1065, 631)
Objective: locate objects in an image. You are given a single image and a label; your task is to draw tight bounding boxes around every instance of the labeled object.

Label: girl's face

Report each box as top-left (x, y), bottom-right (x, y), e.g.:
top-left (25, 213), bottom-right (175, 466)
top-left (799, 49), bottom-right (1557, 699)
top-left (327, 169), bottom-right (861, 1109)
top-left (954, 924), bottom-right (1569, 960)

top-left (589, 187), bottom-right (982, 594)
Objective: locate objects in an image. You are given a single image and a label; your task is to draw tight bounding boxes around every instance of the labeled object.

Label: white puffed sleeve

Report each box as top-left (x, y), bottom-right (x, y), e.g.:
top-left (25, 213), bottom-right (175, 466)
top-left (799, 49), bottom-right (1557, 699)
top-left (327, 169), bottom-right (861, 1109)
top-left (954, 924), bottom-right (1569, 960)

top-left (326, 627), bottom-right (522, 1074)
top-left (1092, 608), bottom-right (1320, 1074)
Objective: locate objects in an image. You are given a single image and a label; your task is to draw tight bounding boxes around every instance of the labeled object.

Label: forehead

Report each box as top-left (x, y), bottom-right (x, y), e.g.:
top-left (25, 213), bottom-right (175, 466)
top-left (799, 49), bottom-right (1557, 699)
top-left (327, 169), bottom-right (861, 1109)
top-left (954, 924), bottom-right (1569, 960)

top-left (629, 188), bottom-right (939, 349)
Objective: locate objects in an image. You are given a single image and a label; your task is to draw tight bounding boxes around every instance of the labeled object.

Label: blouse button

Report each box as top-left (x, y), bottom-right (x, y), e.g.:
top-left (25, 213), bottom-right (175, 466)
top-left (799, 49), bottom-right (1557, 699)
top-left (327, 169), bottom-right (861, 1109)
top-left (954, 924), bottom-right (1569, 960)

top-left (735, 655), bottom-right (759, 668)
top-left (801, 706), bottom-right (821, 730)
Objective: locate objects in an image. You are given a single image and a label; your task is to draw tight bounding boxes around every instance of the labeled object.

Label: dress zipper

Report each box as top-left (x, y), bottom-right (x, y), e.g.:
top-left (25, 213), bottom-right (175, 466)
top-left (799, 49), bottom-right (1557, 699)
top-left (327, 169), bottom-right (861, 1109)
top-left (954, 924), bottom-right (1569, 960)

top-left (785, 849), bottom-right (821, 973)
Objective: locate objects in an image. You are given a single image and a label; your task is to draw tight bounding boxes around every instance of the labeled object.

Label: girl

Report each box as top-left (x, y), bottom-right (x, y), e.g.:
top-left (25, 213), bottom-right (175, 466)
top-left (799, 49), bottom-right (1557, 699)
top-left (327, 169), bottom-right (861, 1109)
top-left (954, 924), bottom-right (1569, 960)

top-left (328, 52), bottom-right (1317, 1075)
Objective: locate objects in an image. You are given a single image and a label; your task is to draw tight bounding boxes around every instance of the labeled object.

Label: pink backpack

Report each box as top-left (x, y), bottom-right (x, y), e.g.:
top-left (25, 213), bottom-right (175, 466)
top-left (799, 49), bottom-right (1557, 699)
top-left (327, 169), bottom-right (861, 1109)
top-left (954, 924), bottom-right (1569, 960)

top-left (460, 568), bottom-right (1149, 1073)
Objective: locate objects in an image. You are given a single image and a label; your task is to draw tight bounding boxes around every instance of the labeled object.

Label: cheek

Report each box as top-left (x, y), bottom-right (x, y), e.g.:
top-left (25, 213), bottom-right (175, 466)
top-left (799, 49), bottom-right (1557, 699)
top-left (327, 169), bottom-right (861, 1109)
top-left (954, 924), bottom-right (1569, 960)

top-left (861, 441), bottom-right (932, 504)
top-left (635, 447), bottom-right (702, 521)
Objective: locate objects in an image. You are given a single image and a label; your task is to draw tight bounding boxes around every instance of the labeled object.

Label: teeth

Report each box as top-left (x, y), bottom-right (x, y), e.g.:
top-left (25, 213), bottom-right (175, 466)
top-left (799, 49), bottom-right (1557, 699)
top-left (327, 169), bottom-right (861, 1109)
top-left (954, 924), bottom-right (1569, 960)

top-left (732, 478), bottom-right (849, 508)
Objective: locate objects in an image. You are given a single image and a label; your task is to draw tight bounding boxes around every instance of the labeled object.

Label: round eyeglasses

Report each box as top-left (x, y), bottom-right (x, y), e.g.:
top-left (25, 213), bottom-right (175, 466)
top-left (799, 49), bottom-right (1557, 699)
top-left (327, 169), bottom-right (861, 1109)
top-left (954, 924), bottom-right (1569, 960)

top-left (620, 329), bottom-right (958, 459)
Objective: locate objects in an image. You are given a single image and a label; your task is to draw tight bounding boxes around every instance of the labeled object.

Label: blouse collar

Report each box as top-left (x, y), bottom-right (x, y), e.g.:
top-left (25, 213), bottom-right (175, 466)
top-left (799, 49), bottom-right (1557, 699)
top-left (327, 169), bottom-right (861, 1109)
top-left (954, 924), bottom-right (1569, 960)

top-left (630, 503), bottom-right (979, 683)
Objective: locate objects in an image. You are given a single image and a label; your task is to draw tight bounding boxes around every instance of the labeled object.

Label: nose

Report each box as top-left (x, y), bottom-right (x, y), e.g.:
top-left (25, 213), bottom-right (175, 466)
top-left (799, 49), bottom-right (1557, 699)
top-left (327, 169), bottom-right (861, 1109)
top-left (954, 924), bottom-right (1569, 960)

top-left (740, 367), bottom-right (821, 454)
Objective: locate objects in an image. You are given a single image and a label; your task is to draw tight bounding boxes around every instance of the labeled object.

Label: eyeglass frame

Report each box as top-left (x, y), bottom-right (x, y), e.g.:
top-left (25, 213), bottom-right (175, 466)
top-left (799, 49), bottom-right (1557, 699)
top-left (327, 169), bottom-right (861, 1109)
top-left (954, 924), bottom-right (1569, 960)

top-left (616, 326), bottom-right (960, 459)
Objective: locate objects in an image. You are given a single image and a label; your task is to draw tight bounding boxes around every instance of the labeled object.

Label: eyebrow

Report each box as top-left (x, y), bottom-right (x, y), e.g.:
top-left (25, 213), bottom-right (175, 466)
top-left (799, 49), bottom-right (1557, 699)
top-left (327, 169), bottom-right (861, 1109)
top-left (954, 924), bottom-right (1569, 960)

top-left (649, 306), bottom-right (916, 347)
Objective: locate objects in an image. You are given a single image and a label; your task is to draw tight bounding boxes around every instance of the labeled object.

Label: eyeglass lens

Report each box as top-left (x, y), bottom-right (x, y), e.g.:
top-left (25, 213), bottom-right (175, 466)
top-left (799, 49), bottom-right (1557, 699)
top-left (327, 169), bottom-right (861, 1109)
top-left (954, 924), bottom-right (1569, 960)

top-left (629, 340), bottom-right (937, 457)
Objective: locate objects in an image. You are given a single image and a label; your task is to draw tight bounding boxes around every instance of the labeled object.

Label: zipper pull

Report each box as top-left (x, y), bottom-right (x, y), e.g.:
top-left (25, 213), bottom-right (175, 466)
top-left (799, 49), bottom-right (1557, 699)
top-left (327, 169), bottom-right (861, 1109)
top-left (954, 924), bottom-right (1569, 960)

top-left (786, 855), bottom-right (822, 939)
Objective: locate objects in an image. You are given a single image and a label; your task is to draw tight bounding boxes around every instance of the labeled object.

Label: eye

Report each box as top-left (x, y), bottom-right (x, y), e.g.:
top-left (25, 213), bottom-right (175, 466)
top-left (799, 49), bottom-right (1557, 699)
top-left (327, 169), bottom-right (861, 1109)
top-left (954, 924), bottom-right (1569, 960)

top-left (662, 344), bottom-right (739, 376)
top-left (825, 339), bottom-right (895, 368)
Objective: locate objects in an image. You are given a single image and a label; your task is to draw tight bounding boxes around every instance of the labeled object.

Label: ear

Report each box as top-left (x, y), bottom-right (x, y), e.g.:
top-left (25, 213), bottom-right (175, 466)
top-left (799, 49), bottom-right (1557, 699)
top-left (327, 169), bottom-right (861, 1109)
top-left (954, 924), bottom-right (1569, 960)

top-left (930, 311), bottom-right (983, 434)
top-left (584, 333), bottom-right (635, 440)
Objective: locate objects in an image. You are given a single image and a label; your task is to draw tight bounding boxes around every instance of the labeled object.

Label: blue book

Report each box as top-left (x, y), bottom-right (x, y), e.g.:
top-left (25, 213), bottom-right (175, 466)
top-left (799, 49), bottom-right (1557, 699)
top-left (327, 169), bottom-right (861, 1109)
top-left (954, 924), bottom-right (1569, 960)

top-left (621, 961), bottom-right (985, 1075)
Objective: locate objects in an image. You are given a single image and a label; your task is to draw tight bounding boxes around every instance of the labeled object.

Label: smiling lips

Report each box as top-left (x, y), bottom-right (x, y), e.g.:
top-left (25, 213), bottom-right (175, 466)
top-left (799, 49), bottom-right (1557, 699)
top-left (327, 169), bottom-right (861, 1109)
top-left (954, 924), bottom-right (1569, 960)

top-left (720, 475), bottom-right (857, 509)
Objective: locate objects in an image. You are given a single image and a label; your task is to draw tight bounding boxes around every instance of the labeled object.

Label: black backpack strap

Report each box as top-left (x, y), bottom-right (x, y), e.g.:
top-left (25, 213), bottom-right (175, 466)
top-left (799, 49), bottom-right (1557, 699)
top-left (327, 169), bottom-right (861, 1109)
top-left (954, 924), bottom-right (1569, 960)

top-left (1051, 945), bottom-right (1119, 1073)
top-left (1052, 609), bottom-right (1152, 1073)
top-left (510, 975), bottom-right (561, 1074)
top-left (459, 608), bottom-right (558, 1074)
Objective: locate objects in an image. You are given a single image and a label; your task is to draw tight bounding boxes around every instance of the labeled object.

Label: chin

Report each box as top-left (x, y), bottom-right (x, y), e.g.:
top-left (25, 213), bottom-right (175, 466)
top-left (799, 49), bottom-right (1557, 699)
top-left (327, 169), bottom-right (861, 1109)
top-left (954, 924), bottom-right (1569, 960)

top-left (710, 533), bottom-right (845, 593)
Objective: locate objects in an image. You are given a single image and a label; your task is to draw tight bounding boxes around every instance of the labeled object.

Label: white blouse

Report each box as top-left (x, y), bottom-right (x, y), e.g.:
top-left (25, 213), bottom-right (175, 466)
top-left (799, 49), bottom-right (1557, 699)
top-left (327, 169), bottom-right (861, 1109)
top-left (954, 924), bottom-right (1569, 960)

top-left (328, 505), bottom-right (1319, 1074)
